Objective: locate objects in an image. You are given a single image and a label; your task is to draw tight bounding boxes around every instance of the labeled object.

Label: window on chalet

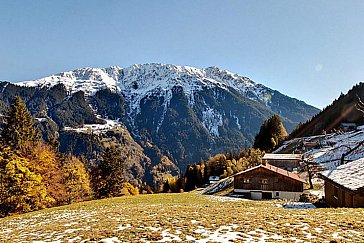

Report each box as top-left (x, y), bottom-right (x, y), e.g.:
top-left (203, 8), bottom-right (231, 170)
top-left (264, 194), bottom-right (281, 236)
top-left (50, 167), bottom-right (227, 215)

top-left (243, 178), bottom-right (250, 183)
top-left (261, 178), bottom-right (268, 184)
top-left (333, 186), bottom-right (338, 200)
top-left (275, 177), bottom-right (279, 183)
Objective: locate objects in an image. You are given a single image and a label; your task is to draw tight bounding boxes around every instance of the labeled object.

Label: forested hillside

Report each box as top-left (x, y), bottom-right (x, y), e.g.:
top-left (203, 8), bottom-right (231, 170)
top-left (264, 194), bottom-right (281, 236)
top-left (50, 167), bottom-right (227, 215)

top-left (290, 82), bottom-right (364, 138)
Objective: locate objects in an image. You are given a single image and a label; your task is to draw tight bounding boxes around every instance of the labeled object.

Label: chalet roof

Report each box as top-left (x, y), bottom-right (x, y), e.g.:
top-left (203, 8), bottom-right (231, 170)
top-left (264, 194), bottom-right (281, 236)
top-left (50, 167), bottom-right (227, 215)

top-left (340, 122), bottom-right (357, 127)
top-left (233, 164), bottom-right (306, 183)
top-left (320, 158), bottom-right (364, 191)
top-left (263, 153), bottom-right (303, 161)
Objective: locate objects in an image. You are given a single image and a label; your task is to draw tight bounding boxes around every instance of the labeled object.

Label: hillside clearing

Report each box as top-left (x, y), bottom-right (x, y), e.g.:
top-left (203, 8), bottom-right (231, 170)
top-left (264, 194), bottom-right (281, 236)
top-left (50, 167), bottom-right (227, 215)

top-left (0, 193), bottom-right (363, 242)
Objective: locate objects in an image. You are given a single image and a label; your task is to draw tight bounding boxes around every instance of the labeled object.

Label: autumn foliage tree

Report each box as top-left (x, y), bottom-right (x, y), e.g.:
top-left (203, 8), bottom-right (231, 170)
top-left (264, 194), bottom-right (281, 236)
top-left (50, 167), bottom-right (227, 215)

top-left (61, 154), bottom-right (93, 203)
top-left (25, 142), bottom-right (65, 206)
top-left (0, 148), bottom-right (52, 216)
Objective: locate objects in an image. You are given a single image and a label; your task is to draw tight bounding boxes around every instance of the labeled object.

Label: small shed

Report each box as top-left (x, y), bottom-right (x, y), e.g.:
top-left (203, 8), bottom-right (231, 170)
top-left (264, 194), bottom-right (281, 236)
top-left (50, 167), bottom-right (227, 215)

top-left (234, 164), bottom-right (306, 200)
top-left (262, 153), bottom-right (303, 172)
top-left (209, 176), bottom-right (220, 184)
top-left (319, 158), bottom-right (364, 208)
top-left (339, 123), bottom-right (357, 132)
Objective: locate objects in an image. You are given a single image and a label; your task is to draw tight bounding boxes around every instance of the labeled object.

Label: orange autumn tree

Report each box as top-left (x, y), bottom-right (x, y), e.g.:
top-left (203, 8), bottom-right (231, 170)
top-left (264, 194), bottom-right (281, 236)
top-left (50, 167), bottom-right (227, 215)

top-left (0, 148), bottom-right (52, 216)
top-left (0, 97), bottom-right (93, 216)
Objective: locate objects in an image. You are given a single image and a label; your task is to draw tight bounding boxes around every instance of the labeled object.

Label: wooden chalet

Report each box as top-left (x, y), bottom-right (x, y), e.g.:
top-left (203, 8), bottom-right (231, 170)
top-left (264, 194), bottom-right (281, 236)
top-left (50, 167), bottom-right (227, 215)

top-left (262, 153), bottom-right (303, 172)
top-left (234, 164), bottom-right (306, 200)
top-left (319, 158), bottom-right (364, 208)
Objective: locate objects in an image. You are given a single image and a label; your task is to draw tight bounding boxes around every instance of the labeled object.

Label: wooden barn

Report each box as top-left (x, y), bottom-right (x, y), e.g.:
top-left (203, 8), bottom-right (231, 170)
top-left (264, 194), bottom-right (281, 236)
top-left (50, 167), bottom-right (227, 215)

top-left (262, 153), bottom-right (303, 172)
top-left (319, 158), bottom-right (364, 208)
top-left (234, 164), bottom-right (306, 200)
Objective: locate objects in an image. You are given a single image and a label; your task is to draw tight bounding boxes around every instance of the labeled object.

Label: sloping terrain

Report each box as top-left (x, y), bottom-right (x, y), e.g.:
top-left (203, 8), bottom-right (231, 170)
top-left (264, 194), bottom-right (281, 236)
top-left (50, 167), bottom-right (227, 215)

top-left (0, 63), bottom-right (318, 186)
top-left (290, 82), bottom-right (364, 138)
top-left (0, 193), bottom-right (362, 242)
top-left (276, 126), bottom-right (364, 170)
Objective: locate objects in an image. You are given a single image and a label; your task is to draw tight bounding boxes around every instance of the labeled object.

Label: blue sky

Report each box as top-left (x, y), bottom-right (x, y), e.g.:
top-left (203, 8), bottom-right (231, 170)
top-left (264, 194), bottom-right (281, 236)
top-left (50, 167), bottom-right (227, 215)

top-left (1, 0), bottom-right (363, 109)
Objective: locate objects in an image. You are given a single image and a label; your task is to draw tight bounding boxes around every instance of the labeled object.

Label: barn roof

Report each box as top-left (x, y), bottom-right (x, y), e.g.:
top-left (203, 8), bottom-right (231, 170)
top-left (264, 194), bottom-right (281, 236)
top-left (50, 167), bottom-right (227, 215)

top-left (320, 158), bottom-right (364, 191)
top-left (234, 164), bottom-right (306, 183)
top-left (340, 122), bottom-right (357, 127)
top-left (263, 153), bottom-right (303, 161)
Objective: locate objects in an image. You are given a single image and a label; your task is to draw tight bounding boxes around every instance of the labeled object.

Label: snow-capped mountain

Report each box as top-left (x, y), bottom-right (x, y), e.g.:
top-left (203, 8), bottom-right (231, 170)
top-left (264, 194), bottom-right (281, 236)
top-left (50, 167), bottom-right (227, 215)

top-left (19, 63), bottom-right (271, 104)
top-left (2, 63), bottom-right (319, 181)
top-left (17, 63), bottom-right (315, 129)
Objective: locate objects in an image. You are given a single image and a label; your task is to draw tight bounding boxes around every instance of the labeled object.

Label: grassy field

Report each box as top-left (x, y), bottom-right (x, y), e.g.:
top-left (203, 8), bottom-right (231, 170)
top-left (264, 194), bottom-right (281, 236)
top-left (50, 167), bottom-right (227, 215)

top-left (0, 193), bottom-right (363, 242)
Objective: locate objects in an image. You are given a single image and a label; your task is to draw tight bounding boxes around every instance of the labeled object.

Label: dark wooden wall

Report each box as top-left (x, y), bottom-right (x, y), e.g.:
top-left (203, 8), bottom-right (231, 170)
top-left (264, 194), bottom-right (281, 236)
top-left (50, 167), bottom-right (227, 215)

top-left (324, 181), bottom-right (364, 208)
top-left (234, 167), bottom-right (303, 192)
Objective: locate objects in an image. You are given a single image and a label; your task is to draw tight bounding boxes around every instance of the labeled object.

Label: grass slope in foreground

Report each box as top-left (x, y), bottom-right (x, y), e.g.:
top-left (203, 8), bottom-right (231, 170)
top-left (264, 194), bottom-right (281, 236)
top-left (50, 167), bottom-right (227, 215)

top-left (0, 193), bottom-right (363, 242)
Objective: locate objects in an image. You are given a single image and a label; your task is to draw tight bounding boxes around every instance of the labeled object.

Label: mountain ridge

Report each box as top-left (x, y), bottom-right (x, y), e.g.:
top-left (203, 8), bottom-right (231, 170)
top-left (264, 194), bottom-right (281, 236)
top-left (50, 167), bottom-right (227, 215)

top-left (16, 63), bottom-right (310, 109)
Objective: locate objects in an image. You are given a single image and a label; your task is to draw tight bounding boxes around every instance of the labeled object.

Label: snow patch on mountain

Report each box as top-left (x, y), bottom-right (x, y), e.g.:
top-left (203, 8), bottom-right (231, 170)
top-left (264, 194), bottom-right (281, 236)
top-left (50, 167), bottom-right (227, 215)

top-left (63, 119), bottom-right (124, 134)
top-left (156, 89), bottom-right (173, 133)
top-left (202, 107), bottom-right (223, 136)
top-left (233, 114), bottom-right (242, 130)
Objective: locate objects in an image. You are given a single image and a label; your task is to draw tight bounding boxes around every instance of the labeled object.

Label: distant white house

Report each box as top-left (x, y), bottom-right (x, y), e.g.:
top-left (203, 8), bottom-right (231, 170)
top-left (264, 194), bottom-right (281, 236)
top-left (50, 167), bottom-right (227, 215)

top-left (209, 176), bottom-right (220, 184)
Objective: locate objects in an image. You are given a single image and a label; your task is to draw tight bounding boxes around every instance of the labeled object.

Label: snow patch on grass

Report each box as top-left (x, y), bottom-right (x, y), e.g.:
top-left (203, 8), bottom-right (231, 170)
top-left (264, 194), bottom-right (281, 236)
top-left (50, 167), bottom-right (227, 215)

top-left (100, 237), bottom-right (122, 243)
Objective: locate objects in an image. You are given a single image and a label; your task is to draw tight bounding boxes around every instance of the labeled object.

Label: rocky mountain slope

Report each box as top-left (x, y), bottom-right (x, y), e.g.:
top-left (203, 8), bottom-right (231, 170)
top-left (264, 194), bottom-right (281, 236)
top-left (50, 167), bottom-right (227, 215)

top-left (1, 63), bottom-right (318, 186)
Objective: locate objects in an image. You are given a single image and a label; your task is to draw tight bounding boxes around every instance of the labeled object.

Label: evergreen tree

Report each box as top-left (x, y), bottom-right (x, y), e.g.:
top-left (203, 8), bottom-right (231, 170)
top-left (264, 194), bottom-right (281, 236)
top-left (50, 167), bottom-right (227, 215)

top-left (253, 114), bottom-right (288, 152)
top-left (1, 96), bottom-right (38, 150)
top-left (94, 146), bottom-right (125, 198)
